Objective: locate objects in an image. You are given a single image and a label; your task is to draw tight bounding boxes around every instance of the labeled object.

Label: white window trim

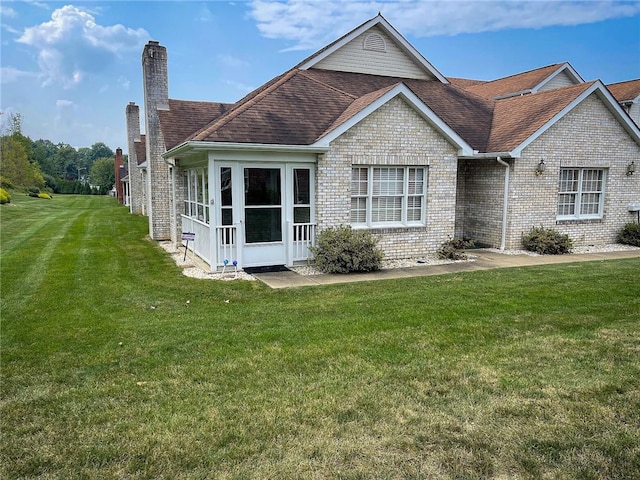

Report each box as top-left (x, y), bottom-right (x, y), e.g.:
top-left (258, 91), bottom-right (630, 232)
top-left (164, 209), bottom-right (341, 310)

top-left (184, 167), bottom-right (210, 224)
top-left (557, 167), bottom-right (606, 221)
top-left (351, 166), bottom-right (427, 228)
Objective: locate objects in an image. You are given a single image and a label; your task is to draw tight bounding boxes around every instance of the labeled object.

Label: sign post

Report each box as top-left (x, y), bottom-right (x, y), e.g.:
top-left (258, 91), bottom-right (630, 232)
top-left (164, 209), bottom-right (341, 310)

top-left (182, 232), bottom-right (195, 261)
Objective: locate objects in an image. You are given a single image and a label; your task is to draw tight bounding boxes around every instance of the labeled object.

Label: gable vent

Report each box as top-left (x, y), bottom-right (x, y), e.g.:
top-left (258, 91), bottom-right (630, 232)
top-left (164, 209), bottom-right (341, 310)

top-left (363, 33), bottom-right (386, 52)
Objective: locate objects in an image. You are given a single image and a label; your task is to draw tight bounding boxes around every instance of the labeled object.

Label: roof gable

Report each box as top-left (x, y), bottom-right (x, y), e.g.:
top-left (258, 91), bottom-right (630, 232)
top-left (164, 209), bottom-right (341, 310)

top-left (463, 63), bottom-right (583, 100)
top-left (297, 14), bottom-right (448, 83)
top-left (488, 81), bottom-right (640, 155)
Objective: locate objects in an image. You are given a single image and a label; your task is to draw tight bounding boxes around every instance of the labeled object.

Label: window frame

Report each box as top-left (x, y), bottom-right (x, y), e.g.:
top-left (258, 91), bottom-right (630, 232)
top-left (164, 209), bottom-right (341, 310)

top-left (351, 166), bottom-right (427, 228)
top-left (183, 167), bottom-right (209, 224)
top-left (556, 167), bottom-right (606, 221)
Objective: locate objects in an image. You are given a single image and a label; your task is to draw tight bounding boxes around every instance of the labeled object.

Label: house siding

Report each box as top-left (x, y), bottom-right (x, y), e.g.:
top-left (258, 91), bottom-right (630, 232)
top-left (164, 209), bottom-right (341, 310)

top-left (628, 103), bottom-right (640, 127)
top-left (317, 96), bottom-right (459, 259)
top-left (314, 27), bottom-right (432, 80)
top-left (510, 93), bottom-right (640, 247)
top-left (539, 71), bottom-right (577, 91)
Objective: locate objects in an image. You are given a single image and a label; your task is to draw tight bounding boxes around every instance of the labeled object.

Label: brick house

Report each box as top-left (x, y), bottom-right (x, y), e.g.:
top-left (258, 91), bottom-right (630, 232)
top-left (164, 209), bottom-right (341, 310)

top-left (126, 14), bottom-right (640, 270)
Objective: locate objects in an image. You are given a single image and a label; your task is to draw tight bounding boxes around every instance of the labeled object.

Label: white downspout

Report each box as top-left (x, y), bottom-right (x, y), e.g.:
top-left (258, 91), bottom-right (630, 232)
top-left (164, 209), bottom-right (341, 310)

top-left (496, 157), bottom-right (509, 251)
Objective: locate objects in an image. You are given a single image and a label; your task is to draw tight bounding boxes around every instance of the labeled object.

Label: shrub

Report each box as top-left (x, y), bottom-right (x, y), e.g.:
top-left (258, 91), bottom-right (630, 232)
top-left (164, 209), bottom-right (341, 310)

top-left (437, 237), bottom-right (474, 260)
top-left (38, 192), bottom-right (52, 200)
top-left (27, 186), bottom-right (40, 197)
top-left (522, 226), bottom-right (573, 254)
top-left (0, 176), bottom-right (15, 190)
top-left (0, 188), bottom-right (11, 204)
top-left (310, 225), bottom-right (384, 273)
top-left (617, 222), bottom-right (640, 247)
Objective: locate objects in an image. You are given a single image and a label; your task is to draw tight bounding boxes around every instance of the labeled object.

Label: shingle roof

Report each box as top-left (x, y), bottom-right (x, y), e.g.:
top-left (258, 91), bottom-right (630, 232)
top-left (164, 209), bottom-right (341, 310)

top-left (463, 64), bottom-right (565, 99)
top-left (159, 67), bottom-right (600, 155)
top-left (486, 81), bottom-right (594, 152)
top-left (608, 79), bottom-right (640, 102)
top-left (159, 99), bottom-right (232, 150)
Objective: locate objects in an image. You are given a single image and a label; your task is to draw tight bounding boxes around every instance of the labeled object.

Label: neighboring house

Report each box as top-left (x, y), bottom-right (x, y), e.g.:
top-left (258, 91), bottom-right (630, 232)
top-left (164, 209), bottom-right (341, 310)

top-left (114, 147), bottom-right (128, 205)
top-left (126, 14), bottom-right (640, 271)
top-left (608, 79), bottom-right (640, 126)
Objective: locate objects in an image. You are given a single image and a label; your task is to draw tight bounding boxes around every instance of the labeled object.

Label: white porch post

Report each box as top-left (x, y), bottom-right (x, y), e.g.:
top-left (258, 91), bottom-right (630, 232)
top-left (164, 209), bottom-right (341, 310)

top-left (208, 153), bottom-right (218, 272)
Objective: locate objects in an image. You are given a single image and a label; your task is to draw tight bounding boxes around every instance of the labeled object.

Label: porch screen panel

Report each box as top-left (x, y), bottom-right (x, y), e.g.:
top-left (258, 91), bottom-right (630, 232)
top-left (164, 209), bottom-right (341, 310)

top-left (293, 168), bottom-right (311, 224)
top-left (244, 168), bottom-right (282, 243)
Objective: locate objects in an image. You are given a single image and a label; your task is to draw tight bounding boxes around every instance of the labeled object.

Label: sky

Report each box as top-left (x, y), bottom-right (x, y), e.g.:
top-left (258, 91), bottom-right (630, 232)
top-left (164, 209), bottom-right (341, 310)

top-left (1, 0), bottom-right (639, 152)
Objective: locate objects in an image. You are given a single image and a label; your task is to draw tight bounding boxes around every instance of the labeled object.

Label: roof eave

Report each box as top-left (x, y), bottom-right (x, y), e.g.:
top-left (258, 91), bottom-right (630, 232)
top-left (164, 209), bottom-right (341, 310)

top-left (163, 141), bottom-right (329, 159)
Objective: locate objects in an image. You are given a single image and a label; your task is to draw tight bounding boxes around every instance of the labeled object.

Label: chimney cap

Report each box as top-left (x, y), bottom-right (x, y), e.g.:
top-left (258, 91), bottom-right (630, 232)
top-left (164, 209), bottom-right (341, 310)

top-left (148, 40), bottom-right (160, 46)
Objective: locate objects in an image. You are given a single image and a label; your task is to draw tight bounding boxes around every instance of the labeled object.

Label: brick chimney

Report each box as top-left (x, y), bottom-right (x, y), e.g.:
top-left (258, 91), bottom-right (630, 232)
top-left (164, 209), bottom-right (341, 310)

top-left (125, 102), bottom-right (144, 215)
top-left (142, 40), bottom-right (170, 240)
top-left (114, 147), bottom-right (125, 203)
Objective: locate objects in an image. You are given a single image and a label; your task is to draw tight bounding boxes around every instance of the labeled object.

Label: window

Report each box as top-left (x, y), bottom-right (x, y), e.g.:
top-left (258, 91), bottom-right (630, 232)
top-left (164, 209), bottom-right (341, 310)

top-left (557, 168), bottom-right (605, 220)
top-left (183, 167), bottom-right (209, 223)
top-left (351, 166), bottom-right (426, 227)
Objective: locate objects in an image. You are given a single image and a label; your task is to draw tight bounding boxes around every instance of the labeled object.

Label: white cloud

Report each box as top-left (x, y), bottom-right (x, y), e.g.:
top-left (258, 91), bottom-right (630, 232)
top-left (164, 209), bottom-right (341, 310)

top-left (0, 5), bottom-right (17, 18)
top-left (56, 99), bottom-right (75, 108)
top-left (217, 54), bottom-right (249, 68)
top-left (0, 66), bottom-right (37, 84)
top-left (16, 5), bottom-right (149, 88)
top-left (225, 79), bottom-right (255, 94)
top-left (249, 0), bottom-right (640, 50)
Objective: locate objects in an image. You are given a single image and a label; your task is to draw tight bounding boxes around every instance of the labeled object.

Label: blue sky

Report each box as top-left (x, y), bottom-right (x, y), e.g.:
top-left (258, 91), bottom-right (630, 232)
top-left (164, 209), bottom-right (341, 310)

top-left (1, 1), bottom-right (639, 151)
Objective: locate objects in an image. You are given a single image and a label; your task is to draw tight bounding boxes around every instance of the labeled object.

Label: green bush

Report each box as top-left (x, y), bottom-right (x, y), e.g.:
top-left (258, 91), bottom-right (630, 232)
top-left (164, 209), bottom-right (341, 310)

top-left (617, 222), bottom-right (640, 247)
top-left (0, 188), bottom-right (11, 204)
top-left (27, 186), bottom-right (40, 198)
top-left (437, 237), bottom-right (474, 260)
top-left (0, 176), bottom-right (15, 190)
top-left (522, 226), bottom-right (573, 254)
top-left (310, 225), bottom-right (384, 273)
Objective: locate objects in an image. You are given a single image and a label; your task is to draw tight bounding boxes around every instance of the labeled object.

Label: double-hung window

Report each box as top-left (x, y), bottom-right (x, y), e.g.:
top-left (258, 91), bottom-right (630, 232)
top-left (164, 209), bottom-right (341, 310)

top-left (557, 168), bottom-right (605, 220)
top-left (351, 166), bottom-right (426, 227)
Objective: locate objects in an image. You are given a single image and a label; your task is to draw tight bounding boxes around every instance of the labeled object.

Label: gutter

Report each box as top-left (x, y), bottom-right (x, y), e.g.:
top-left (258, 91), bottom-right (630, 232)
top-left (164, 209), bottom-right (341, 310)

top-left (496, 156), bottom-right (509, 251)
top-left (163, 141), bottom-right (330, 159)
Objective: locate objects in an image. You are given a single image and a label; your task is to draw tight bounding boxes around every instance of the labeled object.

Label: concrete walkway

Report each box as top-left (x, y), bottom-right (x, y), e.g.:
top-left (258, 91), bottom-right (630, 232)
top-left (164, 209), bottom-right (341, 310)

top-left (252, 249), bottom-right (640, 289)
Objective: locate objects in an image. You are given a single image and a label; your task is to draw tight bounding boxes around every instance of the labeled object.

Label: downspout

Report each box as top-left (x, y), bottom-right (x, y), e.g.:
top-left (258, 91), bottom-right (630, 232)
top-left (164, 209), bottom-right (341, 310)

top-left (496, 157), bottom-right (509, 251)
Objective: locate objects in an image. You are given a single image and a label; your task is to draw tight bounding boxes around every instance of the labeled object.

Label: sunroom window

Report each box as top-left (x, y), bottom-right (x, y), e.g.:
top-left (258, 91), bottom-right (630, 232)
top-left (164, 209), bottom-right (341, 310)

top-left (183, 167), bottom-right (209, 223)
top-left (351, 166), bottom-right (426, 227)
top-left (557, 168), bottom-right (605, 220)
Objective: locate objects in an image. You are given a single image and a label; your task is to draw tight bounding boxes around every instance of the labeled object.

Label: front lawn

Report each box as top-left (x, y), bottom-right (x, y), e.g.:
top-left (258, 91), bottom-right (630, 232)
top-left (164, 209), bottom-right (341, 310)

top-left (1, 194), bottom-right (639, 479)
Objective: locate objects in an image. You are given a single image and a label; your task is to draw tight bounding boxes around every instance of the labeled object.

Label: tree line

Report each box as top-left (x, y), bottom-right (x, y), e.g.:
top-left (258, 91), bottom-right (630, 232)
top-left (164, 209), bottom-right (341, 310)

top-left (0, 113), bottom-right (119, 195)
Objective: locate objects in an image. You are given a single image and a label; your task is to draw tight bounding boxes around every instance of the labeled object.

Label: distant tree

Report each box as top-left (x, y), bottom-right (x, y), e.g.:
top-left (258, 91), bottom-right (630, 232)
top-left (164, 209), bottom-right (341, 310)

top-left (89, 142), bottom-right (114, 162)
top-left (90, 157), bottom-right (115, 192)
top-left (32, 139), bottom-right (58, 176)
top-left (54, 144), bottom-right (79, 180)
top-left (0, 113), bottom-right (44, 189)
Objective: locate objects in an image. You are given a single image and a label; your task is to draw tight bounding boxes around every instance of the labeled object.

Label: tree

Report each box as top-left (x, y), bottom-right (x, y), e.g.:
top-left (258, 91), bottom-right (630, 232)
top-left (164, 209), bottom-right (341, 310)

top-left (90, 157), bottom-right (115, 192)
top-left (54, 144), bottom-right (79, 180)
top-left (89, 142), bottom-right (114, 162)
top-left (0, 113), bottom-right (44, 189)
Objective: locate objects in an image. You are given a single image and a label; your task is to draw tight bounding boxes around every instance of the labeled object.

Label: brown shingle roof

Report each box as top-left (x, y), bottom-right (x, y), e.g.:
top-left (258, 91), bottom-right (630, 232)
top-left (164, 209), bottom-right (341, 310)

top-left (463, 64), bottom-right (564, 99)
top-left (608, 79), bottom-right (640, 102)
top-left (486, 81), bottom-right (594, 152)
top-left (159, 100), bottom-right (232, 149)
top-left (135, 135), bottom-right (146, 166)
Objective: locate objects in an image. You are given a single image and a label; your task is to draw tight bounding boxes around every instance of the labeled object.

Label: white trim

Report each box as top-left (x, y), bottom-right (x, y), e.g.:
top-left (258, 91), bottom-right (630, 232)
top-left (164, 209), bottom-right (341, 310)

top-left (312, 83), bottom-right (474, 156)
top-left (297, 15), bottom-right (449, 84)
top-left (163, 141), bottom-right (328, 160)
top-left (533, 63), bottom-right (584, 92)
top-left (511, 81), bottom-right (640, 157)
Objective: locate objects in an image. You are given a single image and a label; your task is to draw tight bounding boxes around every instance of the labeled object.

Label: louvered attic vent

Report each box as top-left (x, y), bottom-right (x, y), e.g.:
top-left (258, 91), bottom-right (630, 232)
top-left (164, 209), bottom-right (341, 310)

top-left (363, 33), bottom-right (386, 52)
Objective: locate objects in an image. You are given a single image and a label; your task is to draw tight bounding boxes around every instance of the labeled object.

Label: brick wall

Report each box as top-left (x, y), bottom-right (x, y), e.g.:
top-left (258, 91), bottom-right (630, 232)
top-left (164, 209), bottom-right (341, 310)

top-left (318, 96), bottom-right (459, 259)
top-left (142, 41), bottom-right (171, 240)
top-left (125, 102), bottom-right (145, 215)
top-left (510, 93), bottom-right (640, 247)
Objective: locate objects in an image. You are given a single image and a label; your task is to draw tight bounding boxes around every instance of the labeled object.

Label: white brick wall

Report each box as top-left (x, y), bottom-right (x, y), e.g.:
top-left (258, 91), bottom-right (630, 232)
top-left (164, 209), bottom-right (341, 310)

top-left (318, 96), bottom-right (459, 259)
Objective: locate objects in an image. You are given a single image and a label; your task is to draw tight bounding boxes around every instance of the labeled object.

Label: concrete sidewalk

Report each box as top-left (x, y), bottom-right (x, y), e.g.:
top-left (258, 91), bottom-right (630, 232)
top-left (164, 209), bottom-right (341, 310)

top-left (252, 249), bottom-right (640, 289)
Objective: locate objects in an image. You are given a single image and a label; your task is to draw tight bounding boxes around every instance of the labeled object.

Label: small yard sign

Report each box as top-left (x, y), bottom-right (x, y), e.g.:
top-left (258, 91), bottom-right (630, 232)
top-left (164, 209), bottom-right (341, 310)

top-left (182, 232), bottom-right (195, 260)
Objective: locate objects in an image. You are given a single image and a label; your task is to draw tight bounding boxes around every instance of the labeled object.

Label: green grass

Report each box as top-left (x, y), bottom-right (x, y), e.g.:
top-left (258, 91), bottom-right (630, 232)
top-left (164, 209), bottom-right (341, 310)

top-left (2, 194), bottom-right (639, 479)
